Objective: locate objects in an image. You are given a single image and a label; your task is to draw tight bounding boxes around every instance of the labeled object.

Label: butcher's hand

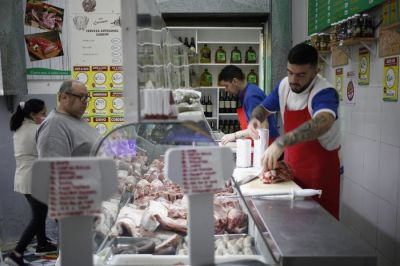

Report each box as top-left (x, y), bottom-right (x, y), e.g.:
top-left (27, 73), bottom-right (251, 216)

top-left (261, 141), bottom-right (284, 172)
top-left (220, 133), bottom-right (236, 145)
top-left (248, 118), bottom-right (261, 140)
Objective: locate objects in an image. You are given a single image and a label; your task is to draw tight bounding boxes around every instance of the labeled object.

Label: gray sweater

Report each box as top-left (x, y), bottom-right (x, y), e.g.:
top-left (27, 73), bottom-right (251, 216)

top-left (36, 110), bottom-right (100, 158)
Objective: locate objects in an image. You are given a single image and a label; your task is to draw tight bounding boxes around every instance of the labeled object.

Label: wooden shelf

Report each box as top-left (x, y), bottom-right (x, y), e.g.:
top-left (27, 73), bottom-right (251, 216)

top-left (381, 22), bottom-right (400, 32)
top-left (331, 37), bottom-right (376, 47)
top-left (318, 50), bottom-right (331, 55)
top-left (190, 63), bottom-right (259, 67)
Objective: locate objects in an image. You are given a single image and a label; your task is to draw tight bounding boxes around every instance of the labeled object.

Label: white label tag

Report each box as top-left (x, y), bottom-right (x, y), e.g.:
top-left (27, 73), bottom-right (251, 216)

top-left (165, 146), bottom-right (234, 194)
top-left (48, 160), bottom-right (102, 219)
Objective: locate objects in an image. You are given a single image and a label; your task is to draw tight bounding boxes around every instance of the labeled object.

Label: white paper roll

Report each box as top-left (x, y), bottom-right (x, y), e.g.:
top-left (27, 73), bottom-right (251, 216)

top-left (253, 128), bottom-right (269, 169)
top-left (236, 139), bottom-right (252, 168)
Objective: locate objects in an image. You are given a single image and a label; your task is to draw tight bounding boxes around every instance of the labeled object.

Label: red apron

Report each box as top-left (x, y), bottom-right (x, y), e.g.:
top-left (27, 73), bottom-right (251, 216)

top-left (284, 106), bottom-right (340, 219)
top-left (237, 106), bottom-right (275, 146)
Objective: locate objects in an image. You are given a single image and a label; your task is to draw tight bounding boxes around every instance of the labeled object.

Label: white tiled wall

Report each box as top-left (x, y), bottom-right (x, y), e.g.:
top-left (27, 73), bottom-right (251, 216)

top-left (325, 47), bottom-right (400, 266)
top-left (292, 1), bottom-right (400, 265)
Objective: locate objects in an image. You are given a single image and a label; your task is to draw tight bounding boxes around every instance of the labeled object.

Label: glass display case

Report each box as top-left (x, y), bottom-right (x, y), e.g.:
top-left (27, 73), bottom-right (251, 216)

top-left (91, 120), bottom-right (274, 265)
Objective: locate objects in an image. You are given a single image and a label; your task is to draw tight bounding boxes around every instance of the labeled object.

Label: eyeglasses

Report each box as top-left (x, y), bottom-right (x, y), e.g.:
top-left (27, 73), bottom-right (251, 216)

top-left (65, 92), bottom-right (91, 103)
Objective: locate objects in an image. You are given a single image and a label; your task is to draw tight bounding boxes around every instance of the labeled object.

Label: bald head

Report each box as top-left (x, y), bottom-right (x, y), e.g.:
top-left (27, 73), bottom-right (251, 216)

top-left (57, 80), bottom-right (89, 118)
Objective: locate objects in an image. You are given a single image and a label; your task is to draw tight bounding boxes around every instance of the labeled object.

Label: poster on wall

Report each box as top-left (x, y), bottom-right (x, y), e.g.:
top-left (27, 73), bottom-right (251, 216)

top-left (335, 68), bottom-right (344, 101)
top-left (345, 71), bottom-right (356, 105)
top-left (24, 0), bottom-right (71, 79)
top-left (358, 47), bottom-right (370, 85)
top-left (69, 0), bottom-right (124, 135)
top-left (383, 57), bottom-right (399, 102)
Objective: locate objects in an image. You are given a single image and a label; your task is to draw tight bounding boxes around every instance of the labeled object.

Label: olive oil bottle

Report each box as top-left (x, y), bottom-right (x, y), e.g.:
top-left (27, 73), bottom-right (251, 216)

top-left (231, 46), bottom-right (242, 63)
top-left (200, 44), bottom-right (211, 63)
top-left (215, 46), bottom-right (226, 63)
top-left (247, 69), bottom-right (258, 84)
top-left (200, 69), bottom-right (212, 86)
top-left (245, 46), bottom-right (257, 63)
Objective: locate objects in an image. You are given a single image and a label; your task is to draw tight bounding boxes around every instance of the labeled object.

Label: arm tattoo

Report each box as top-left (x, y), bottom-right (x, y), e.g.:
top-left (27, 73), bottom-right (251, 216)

top-left (251, 106), bottom-right (270, 122)
top-left (278, 112), bottom-right (335, 147)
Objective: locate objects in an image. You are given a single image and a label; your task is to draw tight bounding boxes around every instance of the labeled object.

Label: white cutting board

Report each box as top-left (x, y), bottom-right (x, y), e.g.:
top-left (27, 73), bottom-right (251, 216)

top-left (233, 167), bottom-right (301, 196)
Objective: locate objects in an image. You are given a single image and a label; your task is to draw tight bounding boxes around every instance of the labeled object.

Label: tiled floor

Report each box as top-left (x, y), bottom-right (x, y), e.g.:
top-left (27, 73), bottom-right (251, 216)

top-left (1, 244), bottom-right (57, 266)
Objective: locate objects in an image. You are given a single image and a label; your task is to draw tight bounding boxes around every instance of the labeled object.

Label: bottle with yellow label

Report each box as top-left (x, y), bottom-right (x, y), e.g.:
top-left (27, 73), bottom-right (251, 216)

top-left (200, 69), bottom-right (213, 86)
top-left (247, 69), bottom-right (258, 84)
top-left (215, 46), bottom-right (226, 63)
top-left (200, 44), bottom-right (211, 63)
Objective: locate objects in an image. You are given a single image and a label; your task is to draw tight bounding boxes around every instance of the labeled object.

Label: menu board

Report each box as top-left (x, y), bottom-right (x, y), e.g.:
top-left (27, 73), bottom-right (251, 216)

top-left (308, 0), bottom-right (384, 34)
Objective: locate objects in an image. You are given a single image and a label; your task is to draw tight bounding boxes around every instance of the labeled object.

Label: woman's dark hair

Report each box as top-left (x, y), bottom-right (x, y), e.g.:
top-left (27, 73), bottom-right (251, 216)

top-left (288, 43), bottom-right (318, 67)
top-left (9, 99), bottom-right (45, 131)
top-left (218, 65), bottom-right (245, 82)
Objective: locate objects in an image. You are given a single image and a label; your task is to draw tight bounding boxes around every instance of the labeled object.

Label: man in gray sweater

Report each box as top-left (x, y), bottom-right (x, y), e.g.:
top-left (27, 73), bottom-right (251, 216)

top-left (37, 79), bottom-right (99, 157)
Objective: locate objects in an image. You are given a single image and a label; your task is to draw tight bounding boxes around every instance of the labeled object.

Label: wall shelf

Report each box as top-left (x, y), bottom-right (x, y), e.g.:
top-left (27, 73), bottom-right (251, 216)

top-left (331, 37), bottom-right (377, 56)
top-left (381, 22), bottom-right (400, 32)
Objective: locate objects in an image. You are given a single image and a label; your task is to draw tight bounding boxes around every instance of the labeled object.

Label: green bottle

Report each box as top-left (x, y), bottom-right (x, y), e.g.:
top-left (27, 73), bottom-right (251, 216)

top-left (200, 69), bottom-right (212, 86)
top-left (231, 46), bottom-right (242, 63)
top-left (200, 44), bottom-right (211, 63)
top-left (245, 46), bottom-right (257, 63)
top-left (247, 69), bottom-right (258, 84)
top-left (215, 46), bottom-right (226, 63)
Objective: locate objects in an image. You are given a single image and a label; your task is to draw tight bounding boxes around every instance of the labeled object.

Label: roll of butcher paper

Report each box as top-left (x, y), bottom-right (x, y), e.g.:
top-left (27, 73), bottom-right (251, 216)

top-left (236, 139), bottom-right (252, 168)
top-left (253, 128), bottom-right (269, 169)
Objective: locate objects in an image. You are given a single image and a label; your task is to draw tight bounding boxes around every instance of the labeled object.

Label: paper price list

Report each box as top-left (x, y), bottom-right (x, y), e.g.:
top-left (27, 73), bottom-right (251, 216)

top-left (48, 161), bottom-right (101, 218)
top-left (180, 149), bottom-right (224, 194)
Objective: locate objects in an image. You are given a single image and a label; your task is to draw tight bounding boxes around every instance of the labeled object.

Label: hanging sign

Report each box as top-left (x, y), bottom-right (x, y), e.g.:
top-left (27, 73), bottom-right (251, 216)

top-left (345, 71), bottom-right (356, 105)
top-left (335, 68), bottom-right (344, 101)
top-left (358, 47), bottom-right (370, 85)
top-left (48, 160), bottom-right (102, 219)
top-left (383, 57), bottom-right (399, 102)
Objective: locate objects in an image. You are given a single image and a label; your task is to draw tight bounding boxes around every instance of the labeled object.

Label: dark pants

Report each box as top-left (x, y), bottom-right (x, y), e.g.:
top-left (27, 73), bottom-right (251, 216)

top-left (15, 194), bottom-right (48, 254)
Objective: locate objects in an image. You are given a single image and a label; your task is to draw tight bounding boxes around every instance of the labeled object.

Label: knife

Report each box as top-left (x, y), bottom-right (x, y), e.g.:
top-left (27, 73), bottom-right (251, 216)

top-left (235, 172), bottom-right (261, 186)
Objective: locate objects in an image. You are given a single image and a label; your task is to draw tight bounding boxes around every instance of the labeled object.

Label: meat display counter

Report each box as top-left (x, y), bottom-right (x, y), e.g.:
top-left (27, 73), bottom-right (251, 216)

top-left (90, 120), bottom-right (376, 266)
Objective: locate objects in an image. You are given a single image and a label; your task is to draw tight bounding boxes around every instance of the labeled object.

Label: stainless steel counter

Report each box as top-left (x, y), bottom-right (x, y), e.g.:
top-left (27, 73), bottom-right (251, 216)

top-left (246, 198), bottom-right (376, 266)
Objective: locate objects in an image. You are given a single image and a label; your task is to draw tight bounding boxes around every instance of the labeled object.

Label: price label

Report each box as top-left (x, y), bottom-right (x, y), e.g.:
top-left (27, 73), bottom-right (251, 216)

top-left (165, 146), bottom-right (234, 194)
top-left (48, 160), bottom-right (102, 219)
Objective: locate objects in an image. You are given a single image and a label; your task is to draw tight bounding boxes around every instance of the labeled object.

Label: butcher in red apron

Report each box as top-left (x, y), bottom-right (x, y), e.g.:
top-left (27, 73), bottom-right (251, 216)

top-left (248, 43), bottom-right (341, 219)
top-left (217, 65), bottom-right (279, 145)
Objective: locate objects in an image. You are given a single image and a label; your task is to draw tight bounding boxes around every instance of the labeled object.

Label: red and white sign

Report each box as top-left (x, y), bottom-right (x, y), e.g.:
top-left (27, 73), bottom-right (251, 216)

top-left (165, 146), bottom-right (234, 194)
top-left (48, 160), bottom-right (102, 219)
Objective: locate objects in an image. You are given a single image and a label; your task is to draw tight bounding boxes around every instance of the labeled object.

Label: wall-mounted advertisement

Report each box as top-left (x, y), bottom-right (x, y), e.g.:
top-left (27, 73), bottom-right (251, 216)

top-left (24, 0), bottom-right (71, 79)
top-left (358, 47), bottom-right (370, 86)
top-left (383, 57), bottom-right (399, 102)
top-left (345, 71), bottom-right (356, 105)
top-left (69, 0), bottom-right (123, 135)
top-left (335, 68), bottom-right (344, 101)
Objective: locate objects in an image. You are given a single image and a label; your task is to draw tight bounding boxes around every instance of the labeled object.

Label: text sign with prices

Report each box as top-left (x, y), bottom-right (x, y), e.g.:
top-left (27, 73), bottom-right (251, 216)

top-left (165, 146), bottom-right (234, 195)
top-left (32, 157), bottom-right (118, 218)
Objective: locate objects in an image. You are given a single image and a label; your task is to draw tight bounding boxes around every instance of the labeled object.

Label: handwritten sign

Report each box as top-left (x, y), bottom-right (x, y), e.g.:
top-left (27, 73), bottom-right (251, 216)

top-left (165, 146), bottom-right (234, 195)
top-left (48, 160), bottom-right (102, 218)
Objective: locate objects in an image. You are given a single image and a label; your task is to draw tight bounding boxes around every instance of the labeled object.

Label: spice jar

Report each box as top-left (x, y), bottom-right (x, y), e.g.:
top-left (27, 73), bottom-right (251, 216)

top-left (352, 14), bottom-right (361, 38)
top-left (330, 23), bottom-right (337, 42)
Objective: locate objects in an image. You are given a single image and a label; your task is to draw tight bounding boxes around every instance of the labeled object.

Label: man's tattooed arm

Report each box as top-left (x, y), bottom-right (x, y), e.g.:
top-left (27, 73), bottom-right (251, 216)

top-left (275, 112), bottom-right (335, 148)
top-left (251, 105), bottom-right (270, 122)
